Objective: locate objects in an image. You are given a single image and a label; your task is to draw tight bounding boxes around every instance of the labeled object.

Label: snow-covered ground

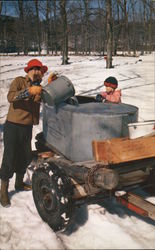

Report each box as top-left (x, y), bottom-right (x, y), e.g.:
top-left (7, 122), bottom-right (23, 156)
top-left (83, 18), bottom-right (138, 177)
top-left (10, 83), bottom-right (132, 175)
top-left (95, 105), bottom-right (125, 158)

top-left (0, 53), bottom-right (155, 249)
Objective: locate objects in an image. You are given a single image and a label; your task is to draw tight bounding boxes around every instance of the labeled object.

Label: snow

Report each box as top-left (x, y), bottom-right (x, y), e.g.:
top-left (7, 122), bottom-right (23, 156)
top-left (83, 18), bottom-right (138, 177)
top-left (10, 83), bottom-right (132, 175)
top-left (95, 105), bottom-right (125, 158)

top-left (0, 53), bottom-right (155, 249)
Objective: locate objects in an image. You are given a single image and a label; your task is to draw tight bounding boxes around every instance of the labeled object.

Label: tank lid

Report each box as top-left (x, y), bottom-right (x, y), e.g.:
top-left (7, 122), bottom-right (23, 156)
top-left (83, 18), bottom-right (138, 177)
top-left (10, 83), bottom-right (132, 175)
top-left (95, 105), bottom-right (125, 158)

top-left (61, 102), bottom-right (138, 115)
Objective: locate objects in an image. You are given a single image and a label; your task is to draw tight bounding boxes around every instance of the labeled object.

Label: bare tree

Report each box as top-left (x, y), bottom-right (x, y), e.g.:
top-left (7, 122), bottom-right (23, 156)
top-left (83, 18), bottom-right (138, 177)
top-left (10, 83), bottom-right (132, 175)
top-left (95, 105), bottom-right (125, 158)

top-left (141, 0), bottom-right (148, 54)
top-left (35, 0), bottom-right (41, 55)
top-left (148, 0), bottom-right (154, 53)
top-left (117, 0), bottom-right (130, 54)
top-left (60, 0), bottom-right (69, 64)
top-left (46, 0), bottom-right (50, 55)
top-left (124, 0), bottom-right (130, 53)
top-left (67, 1), bottom-right (81, 55)
top-left (17, 0), bottom-right (28, 55)
top-left (106, 0), bottom-right (113, 68)
top-left (113, 0), bottom-right (123, 55)
top-left (1, 0), bottom-right (155, 55)
top-left (130, 0), bottom-right (137, 56)
top-left (53, 0), bottom-right (58, 55)
top-left (96, 0), bottom-right (106, 55)
top-left (83, 0), bottom-right (91, 55)
top-left (0, 0), bottom-right (3, 15)
top-left (78, 0), bottom-right (85, 54)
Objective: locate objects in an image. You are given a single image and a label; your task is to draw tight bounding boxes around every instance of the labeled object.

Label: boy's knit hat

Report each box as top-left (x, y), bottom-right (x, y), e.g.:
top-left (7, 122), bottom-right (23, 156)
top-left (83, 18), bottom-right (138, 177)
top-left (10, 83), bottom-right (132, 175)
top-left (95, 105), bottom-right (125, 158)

top-left (104, 76), bottom-right (118, 89)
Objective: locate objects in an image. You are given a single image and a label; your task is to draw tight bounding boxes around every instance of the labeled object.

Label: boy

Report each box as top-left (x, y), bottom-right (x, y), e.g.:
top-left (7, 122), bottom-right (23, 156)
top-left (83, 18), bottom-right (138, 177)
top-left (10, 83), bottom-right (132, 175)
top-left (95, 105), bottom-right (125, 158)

top-left (96, 76), bottom-right (121, 103)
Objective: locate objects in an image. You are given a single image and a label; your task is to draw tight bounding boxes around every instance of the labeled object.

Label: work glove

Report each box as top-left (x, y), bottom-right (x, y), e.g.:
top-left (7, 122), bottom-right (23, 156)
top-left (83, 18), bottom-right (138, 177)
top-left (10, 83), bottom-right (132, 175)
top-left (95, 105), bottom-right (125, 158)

top-left (28, 86), bottom-right (42, 96)
top-left (48, 72), bottom-right (58, 83)
top-left (96, 94), bottom-right (103, 103)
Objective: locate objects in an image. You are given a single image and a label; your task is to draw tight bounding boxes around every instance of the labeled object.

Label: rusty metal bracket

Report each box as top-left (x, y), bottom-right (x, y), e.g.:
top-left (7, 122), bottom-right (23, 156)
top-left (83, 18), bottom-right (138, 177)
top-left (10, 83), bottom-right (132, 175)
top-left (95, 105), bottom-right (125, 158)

top-left (115, 191), bottom-right (155, 221)
top-left (87, 164), bottom-right (107, 188)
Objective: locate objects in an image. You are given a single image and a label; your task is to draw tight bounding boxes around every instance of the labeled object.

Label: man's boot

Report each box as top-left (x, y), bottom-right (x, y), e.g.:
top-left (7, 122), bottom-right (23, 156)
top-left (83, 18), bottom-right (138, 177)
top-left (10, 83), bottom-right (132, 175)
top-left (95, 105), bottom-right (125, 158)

top-left (15, 174), bottom-right (32, 191)
top-left (0, 180), bottom-right (11, 207)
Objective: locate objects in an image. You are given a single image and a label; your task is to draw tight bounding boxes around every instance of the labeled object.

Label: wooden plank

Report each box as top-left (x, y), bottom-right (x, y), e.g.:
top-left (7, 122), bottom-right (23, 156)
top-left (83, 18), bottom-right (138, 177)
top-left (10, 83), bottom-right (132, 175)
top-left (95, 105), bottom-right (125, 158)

top-left (92, 136), bottom-right (155, 164)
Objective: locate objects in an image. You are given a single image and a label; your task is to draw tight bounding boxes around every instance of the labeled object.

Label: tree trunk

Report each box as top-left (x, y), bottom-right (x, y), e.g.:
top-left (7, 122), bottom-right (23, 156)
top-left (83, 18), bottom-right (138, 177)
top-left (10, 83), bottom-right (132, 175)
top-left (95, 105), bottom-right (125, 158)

top-left (53, 0), bottom-right (58, 55)
top-left (83, 0), bottom-right (91, 55)
top-left (18, 0), bottom-right (28, 55)
top-left (131, 0), bottom-right (136, 56)
top-left (142, 0), bottom-right (147, 54)
top-left (0, 0), bottom-right (3, 14)
top-left (106, 0), bottom-right (113, 68)
top-left (35, 0), bottom-right (41, 55)
top-left (113, 0), bottom-right (122, 56)
top-left (123, 0), bottom-right (130, 54)
top-left (148, 0), bottom-right (153, 53)
top-left (46, 0), bottom-right (50, 55)
top-left (60, 0), bottom-right (69, 65)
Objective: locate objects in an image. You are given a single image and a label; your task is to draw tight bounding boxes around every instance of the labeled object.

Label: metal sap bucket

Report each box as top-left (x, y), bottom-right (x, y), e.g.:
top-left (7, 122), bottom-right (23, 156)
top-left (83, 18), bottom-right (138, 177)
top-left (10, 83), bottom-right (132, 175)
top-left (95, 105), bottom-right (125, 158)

top-left (42, 75), bottom-right (75, 106)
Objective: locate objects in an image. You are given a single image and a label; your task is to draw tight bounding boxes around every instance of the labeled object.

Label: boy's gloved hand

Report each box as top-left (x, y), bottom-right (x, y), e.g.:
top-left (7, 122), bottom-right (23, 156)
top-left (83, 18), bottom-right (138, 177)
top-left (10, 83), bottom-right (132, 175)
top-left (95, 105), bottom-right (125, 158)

top-left (28, 86), bottom-right (42, 96)
top-left (96, 94), bottom-right (103, 103)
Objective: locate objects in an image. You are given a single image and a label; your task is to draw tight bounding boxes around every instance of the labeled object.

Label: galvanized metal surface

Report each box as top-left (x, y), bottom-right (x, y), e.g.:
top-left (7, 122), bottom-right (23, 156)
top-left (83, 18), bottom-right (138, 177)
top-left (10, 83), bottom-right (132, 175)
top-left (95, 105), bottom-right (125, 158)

top-left (43, 99), bottom-right (138, 162)
top-left (41, 75), bottom-right (75, 106)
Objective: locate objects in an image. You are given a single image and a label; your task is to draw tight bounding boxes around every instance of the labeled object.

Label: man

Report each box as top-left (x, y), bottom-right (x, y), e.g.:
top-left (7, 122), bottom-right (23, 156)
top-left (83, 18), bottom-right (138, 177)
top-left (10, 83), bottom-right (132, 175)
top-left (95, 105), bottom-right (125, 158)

top-left (0, 59), bottom-right (48, 207)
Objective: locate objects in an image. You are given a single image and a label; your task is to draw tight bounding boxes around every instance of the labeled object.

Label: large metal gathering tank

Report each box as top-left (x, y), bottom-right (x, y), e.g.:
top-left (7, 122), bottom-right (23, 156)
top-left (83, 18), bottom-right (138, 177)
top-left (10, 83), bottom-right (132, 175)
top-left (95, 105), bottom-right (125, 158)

top-left (42, 96), bottom-right (138, 162)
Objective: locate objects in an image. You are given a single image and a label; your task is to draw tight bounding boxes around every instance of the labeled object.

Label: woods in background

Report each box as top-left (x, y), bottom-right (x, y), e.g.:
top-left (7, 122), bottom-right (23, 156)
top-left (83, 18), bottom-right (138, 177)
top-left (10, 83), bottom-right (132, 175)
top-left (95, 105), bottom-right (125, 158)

top-left (0, 0), bottom-right (155, 67)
